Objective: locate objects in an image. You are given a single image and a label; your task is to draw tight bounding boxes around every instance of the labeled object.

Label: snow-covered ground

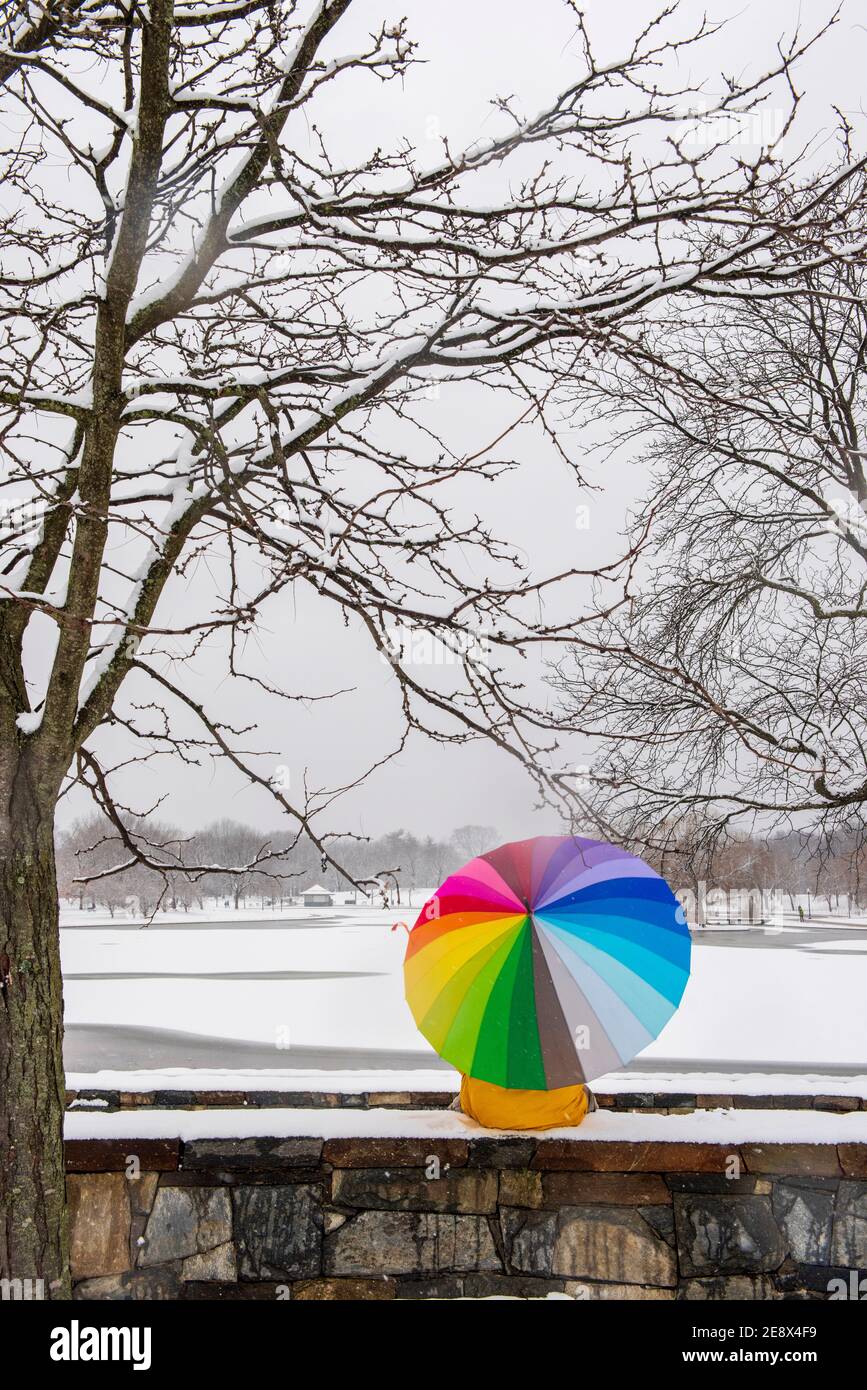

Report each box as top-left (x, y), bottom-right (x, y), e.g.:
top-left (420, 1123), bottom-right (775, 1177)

top-left (61, 904), bottom-right (867, 1095)
top-left (64, 1104), bottom-right (867, 1145)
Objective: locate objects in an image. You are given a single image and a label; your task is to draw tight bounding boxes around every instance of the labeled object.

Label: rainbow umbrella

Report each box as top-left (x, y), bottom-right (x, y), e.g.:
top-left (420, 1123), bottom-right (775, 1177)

top-left (404, 835), bottom-right (690, 1089)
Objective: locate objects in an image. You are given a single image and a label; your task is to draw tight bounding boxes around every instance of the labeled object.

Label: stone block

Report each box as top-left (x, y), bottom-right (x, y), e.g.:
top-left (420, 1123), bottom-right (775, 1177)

top-left (183, 1281), bottom-right (284, 1300)
top-left (741, 1144), bottom-right (841, 1177)
top-left (463, 1273), bottom-right (566, 1300)
top-left (68, 1173), bottom-right (131, 1279)
top-left (674, 1194), bottom-right (785, 1276)
top-left (831, 1181), bottom-right (867, 1267)
top-left (325, 1210), bottom-right (500, 1276)
top-left (501, 1209), bottom-right (558, 1275)
top-left (187, 1091), bottom-right (249, 1107)
top-left (72, 1269), bottom-right (180, 1300)
top-left (542, 1172), bottom-right (670, 1207)
top-left (181, 1137), bottom-right (323, 1171)
top-left (552, 1206), bottom-right (677, 1286)
top-left (565, 1280), bottom-right (675, 1300)
top-left (532, 1141), bottom-right (733, 1172)
top-left (677, 1275), bottom-right (780, 1300)
top-left (498, 1169), bottom-right (543, 1209)
top-left (292, 1277), bottom-right (396, 1300)
top-left (139, 1186), bottom-right (232, 1267)
top-left (666, 1174), bottom-right (772, 1195)
top-left (467, 1138), bottom-right (536, 1169)
top-left (127, 1172), bottom-right (160, 1217)
top-left (639, 1204), bottom-right (676, 1248)
top-left (233, 1184), bottom-right (322, 1280)
top-left (181, 1241), bottom-right (237, 1282)
top-left (838, 1145), bottom-right (867, 1179)
top-left (395, 1277), bottom-right (465, 1299)
top-left (814, 1096), bottom-right (860, 1113)
top-left (65, 1139), bottom-right (179, 1172)
top-left (331, 1167), bottom-right (497, 1214)
top-left (772, 1181), bottom-right (834, 1264)
top-left (322, 1138), bottom-right (468, 1169)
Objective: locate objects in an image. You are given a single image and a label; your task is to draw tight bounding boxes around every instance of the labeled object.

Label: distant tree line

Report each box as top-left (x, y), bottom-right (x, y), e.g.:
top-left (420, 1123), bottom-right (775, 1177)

top-left (56, 818), bottom-right (499, 915)
top-left (640, 818), bottom-right (867, 916)
top-left (56, 812), bottom-right (865, 918)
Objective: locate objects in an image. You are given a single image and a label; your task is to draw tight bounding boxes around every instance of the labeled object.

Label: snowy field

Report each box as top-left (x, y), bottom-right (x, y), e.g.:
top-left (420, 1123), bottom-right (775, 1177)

top-left (61, 904), bottom-right (867, 1095)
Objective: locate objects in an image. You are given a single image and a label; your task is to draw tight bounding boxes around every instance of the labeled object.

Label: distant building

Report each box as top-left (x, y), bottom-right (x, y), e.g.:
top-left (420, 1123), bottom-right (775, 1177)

top-left (300, 883), bottom-right (333, 907)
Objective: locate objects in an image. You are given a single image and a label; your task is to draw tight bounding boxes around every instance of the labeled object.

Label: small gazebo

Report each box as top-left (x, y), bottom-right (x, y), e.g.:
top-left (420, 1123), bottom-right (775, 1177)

top-left (300, 883), bottom-right (333, 907)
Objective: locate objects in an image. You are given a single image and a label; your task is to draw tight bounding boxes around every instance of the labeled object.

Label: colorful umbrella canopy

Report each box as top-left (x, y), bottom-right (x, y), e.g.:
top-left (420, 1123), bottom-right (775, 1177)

top-left (404, 835), bottom-right (690, 1089)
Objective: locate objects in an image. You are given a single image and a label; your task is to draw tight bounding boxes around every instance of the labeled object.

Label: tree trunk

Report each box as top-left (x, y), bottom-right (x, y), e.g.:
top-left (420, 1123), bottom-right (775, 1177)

top-left (0, 798), bottom-right (69, 1298)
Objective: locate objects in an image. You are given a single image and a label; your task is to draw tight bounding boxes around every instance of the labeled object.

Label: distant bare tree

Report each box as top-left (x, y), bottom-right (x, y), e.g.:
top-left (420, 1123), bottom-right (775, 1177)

top-left (0, 0), bottom-right (859, 1290)
top-left (552, 228), bottom-right (867, 861)
top-left (450, 824), bottom-right (500, 861)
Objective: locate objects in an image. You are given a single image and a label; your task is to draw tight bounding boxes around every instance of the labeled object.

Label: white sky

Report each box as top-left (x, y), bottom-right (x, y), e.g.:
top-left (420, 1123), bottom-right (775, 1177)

top-left (57, 0), bottom-right (867, 845)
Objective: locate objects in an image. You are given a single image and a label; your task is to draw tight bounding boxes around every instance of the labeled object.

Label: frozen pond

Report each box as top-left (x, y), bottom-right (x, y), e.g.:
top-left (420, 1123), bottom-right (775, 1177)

top-left (60, 907), bottom-right (867, 1084)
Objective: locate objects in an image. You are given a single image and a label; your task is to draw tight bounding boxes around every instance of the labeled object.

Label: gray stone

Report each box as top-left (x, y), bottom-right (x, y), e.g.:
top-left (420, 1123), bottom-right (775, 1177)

top-left (139, 1187), bottom-right (231, 1267)
top-left (674, 1195), bottom-right (786, 1276)
top-left (292, 1277), bottom-right (396, 1300)
top-left (552, 1206), bottom-right (677, 1287)
top-left (498, 1169), bottom-right (543, 1209)
top-left (233, 1184), bottom-right (322, 1280)
top-left (183, 1137), bottom-right (323, 1170)
top-left (331, 1167), bottom-right (497, 1214)
top-left (772, 1182), bottom-right (834, 1264)
top-left (566, 1280), bottom-right (675, 1300)
top-left (775, 1261), bottom-right (853, 1295)
top-left (395, 1277), bottom-right (466, 1299)
top-left (639, 1205), bottom-right (677, 1248)
top-left (831, 1181), bottom-right (867, 1267)
top-left (183, 1281), bottom-right (284, 1300)
top-left (181, 1241), bottom-right (237, 1282)
top-left (677, 1276), bottom-right (780, 1300)
top-left (501, 1209), bottom-right (558, 1275)
top-left (325, 1210), bottom-right (501, 1276)
top-left (73, 1269), bottom-right (180, 1300)
top-left (467, 1138), bottom-right (536, 1169)
top-left (814, 1096), bottom-right (860, 1113)
top-left (128, 1172), bottom-right (160, 1218)
top-left (463, 1273), bottom-right (566, 1299)
top-left (666, 1174), bottom-right (772, 1195)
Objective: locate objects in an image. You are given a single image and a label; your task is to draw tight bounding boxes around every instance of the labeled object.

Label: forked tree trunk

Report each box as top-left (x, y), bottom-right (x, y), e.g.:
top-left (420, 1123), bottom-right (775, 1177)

top-left (0, 790), bottom-right (69, 1298)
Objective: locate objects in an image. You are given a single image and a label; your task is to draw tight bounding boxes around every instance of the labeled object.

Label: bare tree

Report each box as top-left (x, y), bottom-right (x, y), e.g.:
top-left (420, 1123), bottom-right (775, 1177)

top-left (450, 823), bottom-right (500, 861)
top-left (552, 225), bottom-right (867, 863)
top-left (0, 0), bottom-right (858, 1290)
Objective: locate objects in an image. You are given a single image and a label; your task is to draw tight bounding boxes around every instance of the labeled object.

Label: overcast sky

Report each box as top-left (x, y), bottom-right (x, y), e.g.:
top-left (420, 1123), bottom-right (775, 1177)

top-left (58, 0), bottom-right (867, 847)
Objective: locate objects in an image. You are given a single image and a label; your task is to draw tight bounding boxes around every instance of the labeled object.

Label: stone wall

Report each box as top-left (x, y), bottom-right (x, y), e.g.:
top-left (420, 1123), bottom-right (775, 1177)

top-left (65, 1086), bottom-right (867, 1114)
top-left (65, 1132), bottom-right (867, 1300)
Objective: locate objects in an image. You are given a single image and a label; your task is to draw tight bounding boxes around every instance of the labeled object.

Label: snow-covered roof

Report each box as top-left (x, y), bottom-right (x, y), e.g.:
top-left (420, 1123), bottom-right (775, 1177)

top-left (300, 883), bottom-right (332, 896)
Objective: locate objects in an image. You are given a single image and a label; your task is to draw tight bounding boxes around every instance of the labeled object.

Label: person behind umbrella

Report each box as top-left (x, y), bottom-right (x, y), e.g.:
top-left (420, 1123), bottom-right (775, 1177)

top-left (405, 837), bottom-right (691, 1134)
top-left (452, 1074), bottom-right (597, 1130)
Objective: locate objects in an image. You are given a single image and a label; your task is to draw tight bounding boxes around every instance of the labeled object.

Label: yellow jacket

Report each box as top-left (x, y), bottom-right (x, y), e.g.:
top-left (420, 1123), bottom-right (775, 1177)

top-left (459, 1075), bottom-right (590, 1131)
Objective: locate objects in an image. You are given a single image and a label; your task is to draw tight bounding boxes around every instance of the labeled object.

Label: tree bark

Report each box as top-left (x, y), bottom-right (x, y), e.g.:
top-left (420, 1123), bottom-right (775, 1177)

top-left (0, 786), bottom-right (69, 1298)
